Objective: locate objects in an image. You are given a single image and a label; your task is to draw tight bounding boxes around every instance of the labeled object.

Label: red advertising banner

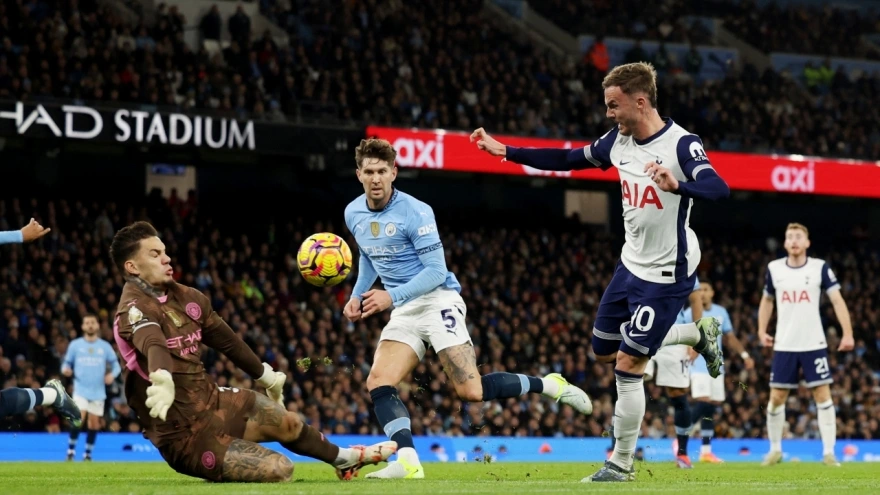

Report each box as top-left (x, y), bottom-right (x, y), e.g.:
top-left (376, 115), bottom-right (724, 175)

top-left (366, 126), bottom-right (880, 199)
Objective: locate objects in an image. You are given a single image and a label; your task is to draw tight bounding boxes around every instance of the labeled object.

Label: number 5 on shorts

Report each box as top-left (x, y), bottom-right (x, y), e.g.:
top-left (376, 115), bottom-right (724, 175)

top-left (629, 305), bottom-right (656, 335)
top-left (440, 309), bottom-right (456, 330)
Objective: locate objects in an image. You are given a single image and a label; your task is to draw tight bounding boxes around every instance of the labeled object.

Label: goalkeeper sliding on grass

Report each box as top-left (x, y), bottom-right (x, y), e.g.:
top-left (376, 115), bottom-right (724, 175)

top-left (109, 221), bottom-right (395, 482)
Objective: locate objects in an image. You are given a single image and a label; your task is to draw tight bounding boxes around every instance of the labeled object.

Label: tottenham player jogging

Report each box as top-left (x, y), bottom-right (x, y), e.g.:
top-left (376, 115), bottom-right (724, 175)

top-left (62, 314), bottom-right (122, 461)
top-left (344, 139), bottom-right (592, 480)
top-left (471, 62), bottom-right (730, 483)
top-left (685, 280), bottom-right (753, 464)
top-left (643, 278), bottom-right (702, 469)
top-left (759, 223), bottom-right (853, 467)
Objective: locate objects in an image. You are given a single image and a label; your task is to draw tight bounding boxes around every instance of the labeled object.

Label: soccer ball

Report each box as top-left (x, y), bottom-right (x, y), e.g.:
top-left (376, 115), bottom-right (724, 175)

top-left (296, 233), bottom-right (353, 287)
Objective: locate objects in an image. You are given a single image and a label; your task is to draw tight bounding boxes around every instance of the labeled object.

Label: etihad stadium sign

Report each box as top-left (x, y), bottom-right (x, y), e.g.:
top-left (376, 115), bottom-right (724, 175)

top-left (0, 101), bottom-right (254, 150)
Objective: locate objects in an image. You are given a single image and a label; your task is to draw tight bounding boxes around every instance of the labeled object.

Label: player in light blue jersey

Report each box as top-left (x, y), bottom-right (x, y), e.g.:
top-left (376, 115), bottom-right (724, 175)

top-left (62, 314), bottom-right (121, 461)
top-left (343, 139), bottom-right (593, 480)
top-left (684, 280), bottom-right (753, 464)
top-left (0, 220), bottom-right (83, 427)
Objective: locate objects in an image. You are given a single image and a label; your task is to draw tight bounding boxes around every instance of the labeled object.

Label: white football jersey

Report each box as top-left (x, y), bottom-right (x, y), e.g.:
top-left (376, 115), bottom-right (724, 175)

top-left (764, 257), bottom-right (840, 352)
top-left (584, 119), bottom-right (713, 284)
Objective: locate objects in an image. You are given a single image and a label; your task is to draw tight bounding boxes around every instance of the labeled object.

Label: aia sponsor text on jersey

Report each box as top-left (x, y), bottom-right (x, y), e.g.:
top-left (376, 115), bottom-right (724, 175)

top-left (780, 290), bottom-right (811, 303)
top-left (621, 180), bottom-right (663, 209)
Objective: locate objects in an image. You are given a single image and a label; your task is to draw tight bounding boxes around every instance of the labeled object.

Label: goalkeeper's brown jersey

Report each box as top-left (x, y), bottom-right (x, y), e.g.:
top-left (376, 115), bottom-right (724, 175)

top-left (113, 281), bottom-right (263, 446)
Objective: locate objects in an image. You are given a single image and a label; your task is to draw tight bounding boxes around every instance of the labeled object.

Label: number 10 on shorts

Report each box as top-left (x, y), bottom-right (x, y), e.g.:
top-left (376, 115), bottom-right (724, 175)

top-left (629, 305), bottom-right (656, 335)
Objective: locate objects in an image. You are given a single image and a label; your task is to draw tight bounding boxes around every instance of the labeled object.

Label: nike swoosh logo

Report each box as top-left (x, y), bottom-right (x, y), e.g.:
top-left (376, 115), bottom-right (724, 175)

top-left (620, 161), bottom-right (630, 165)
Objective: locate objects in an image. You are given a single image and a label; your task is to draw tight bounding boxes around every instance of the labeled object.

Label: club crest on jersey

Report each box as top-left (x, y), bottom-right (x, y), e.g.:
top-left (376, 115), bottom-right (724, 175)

top-left (128, 306), bottom-right (144, 325)
top-left (370, 222), bottom-right (380, 237)
top-left (165, 310), bottom-right (184, 328)
top-left (385, 223), bottom-right (397, 237)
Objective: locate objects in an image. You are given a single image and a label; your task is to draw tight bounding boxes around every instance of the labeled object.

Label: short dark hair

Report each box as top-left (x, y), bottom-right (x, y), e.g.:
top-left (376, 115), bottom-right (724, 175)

top-left (355, 138), bottom-right (397, 168)
top-left (110, 221), bottom-right (159, 272)
top-left (82, 314), bottom-right (98, 322)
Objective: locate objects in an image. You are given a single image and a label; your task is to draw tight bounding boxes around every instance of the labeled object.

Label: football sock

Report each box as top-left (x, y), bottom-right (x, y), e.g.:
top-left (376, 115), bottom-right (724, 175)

top-left (817, 399), bottom-right (836, 456)
top-left (767, 401), bottom-right (785, 453)
top-left (696, 402), bottom-right (716, 453)
top-left (85, 429), bottom-right (97, 456)
top-left (609, 370), bottom-right (645, 471)
top-left (0, 387), bottom-right (54, 416)
top-left (68, 427), bottom-right (81, 455)
top-left (660, 323), bottom-right (703, 348)
top-left (671, 395), bottom-right (691, 456)
top-left (281, 423), bottom-right (340, 464)
top-left (370, 386), bottom-right (415, 452)
top-left (480, 373), bottom-right (545, 400)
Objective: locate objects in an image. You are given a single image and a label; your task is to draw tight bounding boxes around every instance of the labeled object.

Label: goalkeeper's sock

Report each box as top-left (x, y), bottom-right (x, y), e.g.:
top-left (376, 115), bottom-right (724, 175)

top-left (370, 386), bottom-right (415, 451)
top-left (0, 387), bottom-right (56, 416)
top-left (481, 373), bottom-right (546, 400)
top-left (281, 423), bottom-right (340, 464)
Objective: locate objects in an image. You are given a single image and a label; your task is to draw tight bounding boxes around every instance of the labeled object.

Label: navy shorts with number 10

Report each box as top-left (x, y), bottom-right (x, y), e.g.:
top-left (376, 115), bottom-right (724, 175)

top-left (592, 260), bottom-right (697, 358)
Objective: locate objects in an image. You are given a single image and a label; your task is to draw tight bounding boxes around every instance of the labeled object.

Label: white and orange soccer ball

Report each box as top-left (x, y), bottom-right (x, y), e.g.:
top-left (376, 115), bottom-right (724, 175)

top-left (296, 233), bottom-right (353, 287)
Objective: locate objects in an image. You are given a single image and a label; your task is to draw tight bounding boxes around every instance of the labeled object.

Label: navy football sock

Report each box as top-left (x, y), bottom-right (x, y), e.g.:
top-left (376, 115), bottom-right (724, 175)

top-left (85, 429), bottom-right (97, 455)
top-left (481, 373), bottom-right (542, 400)
top-left (370, 386), bottom-right (415, 449)
top-left (671, 394), bottom-right (691, 456)
top-left (0, 388), bottom-right (41, 416)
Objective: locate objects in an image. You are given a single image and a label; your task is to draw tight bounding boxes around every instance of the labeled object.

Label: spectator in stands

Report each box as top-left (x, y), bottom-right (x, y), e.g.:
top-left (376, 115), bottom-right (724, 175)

top-left (200, 5), bottom-right (222, 42)
top-left (228, 5), bottom-right (251, 47)
top-left (584, 35), bottom-right (609, 74)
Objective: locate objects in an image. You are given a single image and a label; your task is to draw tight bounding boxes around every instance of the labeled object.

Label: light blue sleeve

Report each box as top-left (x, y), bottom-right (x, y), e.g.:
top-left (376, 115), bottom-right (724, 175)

top-left (722, 308), bottom-right (733, 334)
top-left (62, 340), bottom-right (76, 372)
top-left (387, 205), bottom-right (447, 307)
top-left (105, 341), bottom-right (122, 378)
top-left (682, 307), bottom-right (693, 323)
top-left (351, 249), bottom-right (379, 301)
top-left (0, 230), bottom-right (23, 244)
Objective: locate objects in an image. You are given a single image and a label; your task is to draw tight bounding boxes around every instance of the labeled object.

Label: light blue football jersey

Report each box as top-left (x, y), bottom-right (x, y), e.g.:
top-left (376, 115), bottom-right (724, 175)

top-left (344, 189), bottom-right (460, 307)
top-left (62, 337), bottom-right (121, 401)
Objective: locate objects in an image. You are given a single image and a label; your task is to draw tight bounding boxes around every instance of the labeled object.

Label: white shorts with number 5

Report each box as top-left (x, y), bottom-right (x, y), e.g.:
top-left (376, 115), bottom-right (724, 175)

top-left (379, 288), bottom-right (472, 360)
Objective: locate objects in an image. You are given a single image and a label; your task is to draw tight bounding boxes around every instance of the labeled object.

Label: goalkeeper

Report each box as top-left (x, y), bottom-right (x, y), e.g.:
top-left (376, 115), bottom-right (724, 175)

top-left (110, 221), bottom-right (395, 482)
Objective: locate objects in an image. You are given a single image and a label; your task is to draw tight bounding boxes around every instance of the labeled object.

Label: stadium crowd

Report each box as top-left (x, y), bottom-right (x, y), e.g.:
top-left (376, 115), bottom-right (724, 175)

top-left (0, 0), bottom-right (878, 159)
top-left (1, 193), bottom-right (878, 445)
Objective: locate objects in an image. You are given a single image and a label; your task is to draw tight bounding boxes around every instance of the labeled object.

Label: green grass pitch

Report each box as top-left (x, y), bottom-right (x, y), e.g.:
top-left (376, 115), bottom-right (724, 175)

top-left (1, 461), bottom-right (875, 494)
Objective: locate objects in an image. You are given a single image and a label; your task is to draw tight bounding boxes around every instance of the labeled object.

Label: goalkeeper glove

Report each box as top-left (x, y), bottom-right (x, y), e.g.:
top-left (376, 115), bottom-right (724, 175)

top-left (145, 369), bottom-right (175, 421)
top-left (256, 362), bottom-right (286, 406)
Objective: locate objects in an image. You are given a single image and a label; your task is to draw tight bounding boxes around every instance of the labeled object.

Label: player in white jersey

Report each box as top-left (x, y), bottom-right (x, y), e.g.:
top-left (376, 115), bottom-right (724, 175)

top-left (472, 62), bottom-right (730, 482)
top-left (643, 278), bottom-right (702, 469)
top-left (758, 223), bottom-right (853, 467)
top-left (343, 139), bottom-right (592, 480)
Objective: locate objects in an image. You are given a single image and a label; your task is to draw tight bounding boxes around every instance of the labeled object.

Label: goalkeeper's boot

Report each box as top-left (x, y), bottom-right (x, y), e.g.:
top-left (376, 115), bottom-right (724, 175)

top-left (581, 460), bottom-right (636, 482)
top-left (761, 451), bottom-right (783, 466)
top-left (336, 441), bottom-right (398, 480)
top-left (365, 457), bottom-right (425, 479)
top-left (545, 373), bottom-right (593, 415)
top-left (46, 379), bottom-right (82, 428)
top-left (695, 317), bottom-right (723, 378)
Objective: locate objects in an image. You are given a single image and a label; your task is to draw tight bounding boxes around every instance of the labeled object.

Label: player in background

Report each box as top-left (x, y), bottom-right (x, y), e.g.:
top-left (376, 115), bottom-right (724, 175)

top-left (110, 221), bottom-right (395, 483)
top-left (759, 223), bottom-right (853, 467)
top-left (0, 219), bottom-right (82, 425)
top-left (344, 139), bottom-right (592, 480)
top-left (471, 62), bottom-right (730, 483)
top-left (642, 278), bottom-right (703, 469)
top-left (62, 314), bottom-right (122, 461)
top-left (685, 280), bottom-right (753, 463)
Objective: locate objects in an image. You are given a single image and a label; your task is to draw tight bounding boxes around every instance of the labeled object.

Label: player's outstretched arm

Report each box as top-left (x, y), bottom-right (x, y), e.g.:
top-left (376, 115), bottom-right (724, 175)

top-left (199, 306), bottom-right (287, 405)
top-left (828, 290), bottom-right (854, 351)
top-left (0, 218), bottom-right (50, 244)
top-left (350, 249), bottom-right (379, 302)
top-left (128, 323), bottom-right (176, 420)
top-left (723, 332), bottom-right (754, 370)
top-left (471, 127), bottom-right (606, 171)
